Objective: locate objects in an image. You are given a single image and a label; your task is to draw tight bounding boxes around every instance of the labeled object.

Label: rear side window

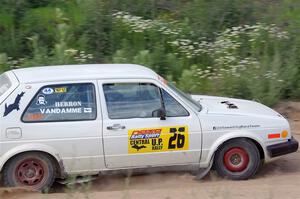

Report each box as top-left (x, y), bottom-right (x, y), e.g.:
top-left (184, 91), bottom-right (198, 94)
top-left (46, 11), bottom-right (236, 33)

top-left (0, 74), bottom-right (12, 97)
top-left (22, 83), bottom-right (96, 122)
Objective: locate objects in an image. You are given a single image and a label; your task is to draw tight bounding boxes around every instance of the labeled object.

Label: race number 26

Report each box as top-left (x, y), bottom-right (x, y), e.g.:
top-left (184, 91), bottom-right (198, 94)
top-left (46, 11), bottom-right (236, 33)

top-left (168, 127), bottom-right (186, 149)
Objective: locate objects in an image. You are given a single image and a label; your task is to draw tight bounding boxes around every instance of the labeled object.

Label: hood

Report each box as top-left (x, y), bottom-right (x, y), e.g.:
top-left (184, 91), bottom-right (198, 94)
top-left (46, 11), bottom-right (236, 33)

top-left (191, 95), bottom-right (281, 118)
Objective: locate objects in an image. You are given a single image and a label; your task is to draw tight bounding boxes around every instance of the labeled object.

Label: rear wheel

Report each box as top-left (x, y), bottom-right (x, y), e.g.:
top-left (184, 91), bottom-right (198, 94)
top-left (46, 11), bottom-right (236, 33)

top-left (3, 152), bottom-right (56, 192)
top-left (214, 139), bottom-right (260, 180)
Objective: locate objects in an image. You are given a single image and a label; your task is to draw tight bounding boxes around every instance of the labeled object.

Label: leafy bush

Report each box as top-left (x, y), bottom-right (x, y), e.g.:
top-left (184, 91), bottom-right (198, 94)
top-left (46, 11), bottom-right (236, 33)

top-left (0, 0), bottom-right (300, 106)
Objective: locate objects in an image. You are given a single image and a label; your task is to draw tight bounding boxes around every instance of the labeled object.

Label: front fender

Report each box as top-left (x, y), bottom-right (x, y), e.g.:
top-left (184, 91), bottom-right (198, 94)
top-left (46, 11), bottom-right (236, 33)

top-left (200, 131), bottom-right (268, 168)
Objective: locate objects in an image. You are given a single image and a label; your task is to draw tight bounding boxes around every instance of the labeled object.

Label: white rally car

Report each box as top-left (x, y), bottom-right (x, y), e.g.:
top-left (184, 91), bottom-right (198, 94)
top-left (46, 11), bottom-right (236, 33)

top-left (0, 64), bottom-right (298, 190)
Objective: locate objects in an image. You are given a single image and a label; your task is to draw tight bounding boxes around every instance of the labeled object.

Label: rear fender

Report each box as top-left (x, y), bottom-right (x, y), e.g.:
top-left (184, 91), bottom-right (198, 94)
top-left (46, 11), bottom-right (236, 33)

top-left (0, 143), bottom-right (66, 177)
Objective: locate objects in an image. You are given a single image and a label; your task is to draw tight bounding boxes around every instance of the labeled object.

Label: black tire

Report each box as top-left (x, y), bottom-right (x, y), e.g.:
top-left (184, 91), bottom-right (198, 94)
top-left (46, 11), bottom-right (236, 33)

top-left (3, 152), bottom-right (56, 192)
top-left (214, 138), bottom-right (260, 180)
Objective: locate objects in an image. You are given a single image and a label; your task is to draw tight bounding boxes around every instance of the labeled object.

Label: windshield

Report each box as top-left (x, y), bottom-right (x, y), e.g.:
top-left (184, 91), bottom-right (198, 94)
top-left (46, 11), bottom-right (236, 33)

top-left (167, 83), bottom-right (202, 112)
top-left (0, 73), bottom-right (12, 97)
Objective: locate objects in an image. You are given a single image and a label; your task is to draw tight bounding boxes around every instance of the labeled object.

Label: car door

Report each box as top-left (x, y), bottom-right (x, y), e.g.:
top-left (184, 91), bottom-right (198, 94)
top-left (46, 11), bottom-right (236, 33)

top-left (98, 79), bottom-right (202, 169)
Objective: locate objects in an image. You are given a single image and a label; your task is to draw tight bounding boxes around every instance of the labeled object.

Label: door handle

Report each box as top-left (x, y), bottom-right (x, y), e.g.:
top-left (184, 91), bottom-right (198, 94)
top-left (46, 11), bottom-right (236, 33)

top-left (107, 124), bottom-right (126, 130)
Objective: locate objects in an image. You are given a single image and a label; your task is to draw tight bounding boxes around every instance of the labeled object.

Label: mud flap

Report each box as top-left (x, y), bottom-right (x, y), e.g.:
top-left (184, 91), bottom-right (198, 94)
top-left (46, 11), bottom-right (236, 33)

top-left (194, 155), bottom-right (214, 180)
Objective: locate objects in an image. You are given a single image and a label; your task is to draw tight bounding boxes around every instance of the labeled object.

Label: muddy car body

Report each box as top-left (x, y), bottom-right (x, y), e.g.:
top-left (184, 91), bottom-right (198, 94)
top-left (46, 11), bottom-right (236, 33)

top-left (0, 64), bottom-right (298, 190)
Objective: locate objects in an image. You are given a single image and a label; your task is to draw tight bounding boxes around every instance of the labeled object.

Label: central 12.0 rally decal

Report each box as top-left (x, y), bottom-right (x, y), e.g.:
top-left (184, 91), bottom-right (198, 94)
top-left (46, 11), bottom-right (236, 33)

top-left (128, 126), bottom-right (189, 153)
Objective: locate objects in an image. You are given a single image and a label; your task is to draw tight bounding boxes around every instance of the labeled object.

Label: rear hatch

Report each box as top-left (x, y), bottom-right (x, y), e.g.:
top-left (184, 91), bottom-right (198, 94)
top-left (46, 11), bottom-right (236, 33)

top-left (0, 71), bottom-right (19, 156)
top-left (0, 71), bottom-right (19, 104)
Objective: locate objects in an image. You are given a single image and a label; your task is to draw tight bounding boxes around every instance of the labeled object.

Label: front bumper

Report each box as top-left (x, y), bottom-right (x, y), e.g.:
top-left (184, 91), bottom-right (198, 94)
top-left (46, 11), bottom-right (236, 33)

top-left (267, 137), bottom-right (299, 158)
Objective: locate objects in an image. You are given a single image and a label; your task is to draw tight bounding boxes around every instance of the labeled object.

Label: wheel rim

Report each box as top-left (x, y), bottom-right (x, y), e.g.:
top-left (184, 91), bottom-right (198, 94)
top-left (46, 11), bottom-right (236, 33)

top-left (223, 147), bottom-right (249, 172)
top-left (15, 158), bottom-right (45, 186)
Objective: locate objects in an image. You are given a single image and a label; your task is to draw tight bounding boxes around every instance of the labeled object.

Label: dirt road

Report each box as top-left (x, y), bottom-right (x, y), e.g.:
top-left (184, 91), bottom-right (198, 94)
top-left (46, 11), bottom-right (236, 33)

top-left (1, 102), bottom-right (300, 199)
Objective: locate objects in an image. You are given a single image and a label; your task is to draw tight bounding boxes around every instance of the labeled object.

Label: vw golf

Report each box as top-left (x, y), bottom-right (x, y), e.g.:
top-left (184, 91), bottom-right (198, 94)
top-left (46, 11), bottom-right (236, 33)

top-left (0, 64), bottom-right (298, 190)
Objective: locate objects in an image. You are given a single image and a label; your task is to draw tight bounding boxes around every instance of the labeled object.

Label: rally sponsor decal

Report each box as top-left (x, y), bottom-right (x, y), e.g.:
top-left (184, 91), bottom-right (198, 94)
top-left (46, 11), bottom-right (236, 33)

top-left (25, 113), bottom-right (45, 120)
top-left (54, 87), bottom-right (67, 93)
top-left (84, 108), bottom-right (92, 113)
top-left (36, 94), bottom-right (47, 105)
top-left (42, 87), bottom-right (54, 95)
top-left (128, 126), bottom-right (189, 154)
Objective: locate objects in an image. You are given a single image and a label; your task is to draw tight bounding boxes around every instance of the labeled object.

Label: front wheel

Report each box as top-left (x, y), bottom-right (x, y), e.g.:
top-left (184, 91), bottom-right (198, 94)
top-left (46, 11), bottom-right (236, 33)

top-left (3, 152), bottom-right (56, 191)
top-left (214, 139), bottom-right (261, 180)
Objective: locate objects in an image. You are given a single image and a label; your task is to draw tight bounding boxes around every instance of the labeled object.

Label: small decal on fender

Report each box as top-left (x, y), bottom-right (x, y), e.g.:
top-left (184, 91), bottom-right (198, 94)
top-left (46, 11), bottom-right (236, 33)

top-left (213, 125), bottom-right (260, 131)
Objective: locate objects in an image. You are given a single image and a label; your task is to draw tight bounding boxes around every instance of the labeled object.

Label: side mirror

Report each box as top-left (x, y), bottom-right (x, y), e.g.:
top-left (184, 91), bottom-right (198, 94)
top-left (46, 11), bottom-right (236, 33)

top-left (158, 108), bottom-right (166, 120)
top-left (152, 108), bottom-right (166, 120)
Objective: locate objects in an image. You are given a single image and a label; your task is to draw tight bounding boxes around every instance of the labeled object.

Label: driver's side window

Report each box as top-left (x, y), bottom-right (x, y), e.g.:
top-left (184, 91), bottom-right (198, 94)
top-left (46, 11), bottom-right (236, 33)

top-left (103, 83), bottom-right (161, 119)
top-left (103, 83), bottom-right (189, 119)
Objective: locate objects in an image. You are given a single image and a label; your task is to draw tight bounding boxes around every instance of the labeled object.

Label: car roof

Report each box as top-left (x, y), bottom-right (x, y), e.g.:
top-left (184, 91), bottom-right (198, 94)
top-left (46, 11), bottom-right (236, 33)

top-left (11, 64), bottom-right (158, 83)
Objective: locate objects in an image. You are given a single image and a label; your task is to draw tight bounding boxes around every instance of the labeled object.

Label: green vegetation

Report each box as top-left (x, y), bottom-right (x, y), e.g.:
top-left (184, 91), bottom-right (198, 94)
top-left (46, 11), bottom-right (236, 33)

top-left (0, 0), bottom-right (300, 105)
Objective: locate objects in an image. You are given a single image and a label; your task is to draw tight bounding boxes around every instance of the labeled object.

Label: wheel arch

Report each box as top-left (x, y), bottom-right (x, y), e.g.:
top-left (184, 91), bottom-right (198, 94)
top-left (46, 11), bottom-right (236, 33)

top-left (214, 137), bottom-right (265, 160)
top-left (0, 144), bottom-right (66, 178)
top-left (201, 133), bottom-right (267, 168)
